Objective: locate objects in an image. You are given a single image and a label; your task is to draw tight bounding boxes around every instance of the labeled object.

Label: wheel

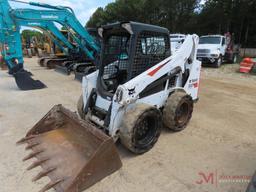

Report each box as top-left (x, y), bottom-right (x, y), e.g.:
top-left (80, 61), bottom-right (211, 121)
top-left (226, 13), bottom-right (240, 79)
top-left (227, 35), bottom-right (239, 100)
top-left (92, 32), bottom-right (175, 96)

top-left (214, 55), bottom-right (222, 68)
top-left (120, 104), bottom-right (162, 154)
top-left (77, 95), bottom-right (85, 119)
top-left (163, 91), bottom-right (193, 131)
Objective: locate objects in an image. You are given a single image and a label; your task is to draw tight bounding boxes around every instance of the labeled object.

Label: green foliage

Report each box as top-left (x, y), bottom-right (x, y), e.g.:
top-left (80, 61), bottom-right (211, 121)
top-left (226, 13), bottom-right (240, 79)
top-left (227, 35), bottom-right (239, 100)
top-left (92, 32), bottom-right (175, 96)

top-left (86, 0), bottom-right (256, 47)
top-left (87, 0), bottom-right (200, 33)
top-left (21, 30), bottom-right (43, 42)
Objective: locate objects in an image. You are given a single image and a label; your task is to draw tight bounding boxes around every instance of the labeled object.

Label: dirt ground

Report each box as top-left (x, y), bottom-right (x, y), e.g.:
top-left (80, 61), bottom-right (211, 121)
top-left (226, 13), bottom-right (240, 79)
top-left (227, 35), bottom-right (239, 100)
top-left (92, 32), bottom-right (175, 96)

top-left (0, 58), bottom-right (256, 192)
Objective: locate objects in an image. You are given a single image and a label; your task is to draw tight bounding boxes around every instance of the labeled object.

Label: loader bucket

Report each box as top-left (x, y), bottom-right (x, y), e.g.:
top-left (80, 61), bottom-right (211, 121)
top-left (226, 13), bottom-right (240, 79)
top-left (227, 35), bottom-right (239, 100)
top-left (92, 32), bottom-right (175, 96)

top-left (17, 105), bottom-right (122, 192)
top-left (14, 70), bottom-right (46, 90)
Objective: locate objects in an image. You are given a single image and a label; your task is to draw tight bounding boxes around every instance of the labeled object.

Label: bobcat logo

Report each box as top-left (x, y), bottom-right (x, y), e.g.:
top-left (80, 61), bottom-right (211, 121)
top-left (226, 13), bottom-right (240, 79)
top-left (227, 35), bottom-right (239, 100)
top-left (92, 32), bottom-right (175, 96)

top-left (128, 87), bottom-right (136, 95)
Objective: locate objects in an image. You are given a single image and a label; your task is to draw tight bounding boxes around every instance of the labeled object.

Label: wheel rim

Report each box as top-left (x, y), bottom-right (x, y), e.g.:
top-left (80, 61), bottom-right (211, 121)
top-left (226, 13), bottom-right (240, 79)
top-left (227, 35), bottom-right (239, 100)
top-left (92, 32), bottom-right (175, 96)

top-left (176, 101), bottom-right (191, 127)
top-left (135, 115), bottom-right (157, 147)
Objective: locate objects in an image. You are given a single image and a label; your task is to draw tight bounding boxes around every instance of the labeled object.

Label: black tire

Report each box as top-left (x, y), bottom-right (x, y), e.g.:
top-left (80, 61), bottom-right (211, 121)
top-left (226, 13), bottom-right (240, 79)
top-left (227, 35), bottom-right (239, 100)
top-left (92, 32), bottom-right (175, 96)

top-left (120, 104), bottom-right (162, 154)
top-left (163, 91), bottom-right (193, 132)
top-left (77, 95), bottom-right (85, 119)
top-left (214, 55), bottom-right (222, 68)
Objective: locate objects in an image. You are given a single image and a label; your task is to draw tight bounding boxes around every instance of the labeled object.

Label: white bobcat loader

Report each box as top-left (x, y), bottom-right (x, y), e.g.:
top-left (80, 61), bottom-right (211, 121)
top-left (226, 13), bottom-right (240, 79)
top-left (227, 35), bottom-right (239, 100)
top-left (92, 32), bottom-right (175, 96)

top-left (78, 21), bottom-right (201, 153)
top-left (18, 22), bottom-right (201, 192)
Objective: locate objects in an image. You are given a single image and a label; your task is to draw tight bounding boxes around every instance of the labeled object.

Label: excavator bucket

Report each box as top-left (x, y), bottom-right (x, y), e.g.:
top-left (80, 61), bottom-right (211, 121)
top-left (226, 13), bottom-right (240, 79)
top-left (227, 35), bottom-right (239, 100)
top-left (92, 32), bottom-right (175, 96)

top-left (14, 70), bottom-right (46, 90)
top-left (17, 105), bottom-right (122, 192)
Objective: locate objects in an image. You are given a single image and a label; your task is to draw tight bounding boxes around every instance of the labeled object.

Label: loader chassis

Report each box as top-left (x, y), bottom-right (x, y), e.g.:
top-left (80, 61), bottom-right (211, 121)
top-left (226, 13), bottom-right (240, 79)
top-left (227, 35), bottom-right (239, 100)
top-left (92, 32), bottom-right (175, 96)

top-left (81, 22), bottom-right (201, 153)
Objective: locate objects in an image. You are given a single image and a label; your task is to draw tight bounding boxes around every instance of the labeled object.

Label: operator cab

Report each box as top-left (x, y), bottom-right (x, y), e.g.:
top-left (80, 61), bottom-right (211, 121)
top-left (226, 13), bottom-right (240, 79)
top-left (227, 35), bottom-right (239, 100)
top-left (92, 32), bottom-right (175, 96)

top-left (97, 21), bottom-right (170, 98)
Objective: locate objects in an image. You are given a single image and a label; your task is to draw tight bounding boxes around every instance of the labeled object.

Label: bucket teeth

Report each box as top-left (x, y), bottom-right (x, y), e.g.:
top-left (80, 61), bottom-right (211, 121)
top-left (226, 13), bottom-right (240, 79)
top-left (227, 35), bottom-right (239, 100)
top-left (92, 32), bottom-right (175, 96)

top-left (19, 105), bottom-right (122, 192)
top-left (17, 135), bottom-right (36, 145)
top-left (23, 150), bottom-right (44, 161)
top-left (38, 179), bottom-right (63, 192)
top-left (25, 142), bottom-right (40, 150)
top-left (32, 167), bottom-right (56, 182)
top-left (27, 158), bottom-right (49, 170)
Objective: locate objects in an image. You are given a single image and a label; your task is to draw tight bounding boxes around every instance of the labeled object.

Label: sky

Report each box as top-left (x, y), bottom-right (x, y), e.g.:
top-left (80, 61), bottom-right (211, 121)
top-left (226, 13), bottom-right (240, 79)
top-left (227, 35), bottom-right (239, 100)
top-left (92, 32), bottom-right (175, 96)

top-left (10, 0), bottom-right (115, 25)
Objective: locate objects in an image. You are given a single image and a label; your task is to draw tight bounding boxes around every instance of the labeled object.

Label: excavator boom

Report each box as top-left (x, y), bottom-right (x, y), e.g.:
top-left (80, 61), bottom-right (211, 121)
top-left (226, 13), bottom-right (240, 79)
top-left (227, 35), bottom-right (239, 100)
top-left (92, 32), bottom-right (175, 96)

top-left (0, 0), bottom-right (100, 90)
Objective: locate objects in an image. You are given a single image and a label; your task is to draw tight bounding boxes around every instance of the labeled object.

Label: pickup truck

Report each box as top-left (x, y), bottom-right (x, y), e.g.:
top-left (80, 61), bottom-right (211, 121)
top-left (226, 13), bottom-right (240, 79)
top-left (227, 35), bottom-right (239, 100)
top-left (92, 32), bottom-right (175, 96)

top-left (197, 33), bottom-right (239, 68)
top-left (170, 34), bottom-right (186, 55)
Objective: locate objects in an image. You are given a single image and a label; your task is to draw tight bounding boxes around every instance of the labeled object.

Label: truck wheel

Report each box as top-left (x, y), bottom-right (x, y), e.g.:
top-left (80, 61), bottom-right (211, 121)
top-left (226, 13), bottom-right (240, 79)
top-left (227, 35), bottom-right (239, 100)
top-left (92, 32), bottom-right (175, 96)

top-left (163, 91), bottom-right (193, 131)
top-left (77, 95), bottom-right (85, 119)
top-left (214, 55), bottom-right (222, 68)
top-left (120, 104), bottom-right (162, 154)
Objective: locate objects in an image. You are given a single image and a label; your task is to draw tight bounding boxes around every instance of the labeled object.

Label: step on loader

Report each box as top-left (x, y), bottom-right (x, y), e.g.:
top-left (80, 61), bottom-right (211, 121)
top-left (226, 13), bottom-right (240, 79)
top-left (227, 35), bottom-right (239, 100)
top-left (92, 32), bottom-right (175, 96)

top-left (18, 22), bottom-right (201, 192)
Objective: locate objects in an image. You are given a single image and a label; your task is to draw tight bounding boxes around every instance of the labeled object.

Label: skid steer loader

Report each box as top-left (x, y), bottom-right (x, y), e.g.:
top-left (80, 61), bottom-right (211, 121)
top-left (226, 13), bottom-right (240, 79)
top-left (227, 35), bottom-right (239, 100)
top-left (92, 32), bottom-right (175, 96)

top-left (18, 22), bottom-right (201, 192)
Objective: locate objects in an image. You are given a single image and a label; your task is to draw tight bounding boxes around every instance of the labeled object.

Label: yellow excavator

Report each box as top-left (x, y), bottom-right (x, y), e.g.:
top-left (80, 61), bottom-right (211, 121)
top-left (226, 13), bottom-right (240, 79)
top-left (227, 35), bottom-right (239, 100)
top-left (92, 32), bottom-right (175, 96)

top-left (22, 33), bottom-right (52, 58)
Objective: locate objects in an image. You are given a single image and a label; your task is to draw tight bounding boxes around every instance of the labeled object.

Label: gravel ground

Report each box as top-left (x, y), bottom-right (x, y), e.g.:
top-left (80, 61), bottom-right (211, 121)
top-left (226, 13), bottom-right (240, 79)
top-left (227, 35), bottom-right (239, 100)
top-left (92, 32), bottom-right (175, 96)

top-left (0, 58), bottom-right (255, 192)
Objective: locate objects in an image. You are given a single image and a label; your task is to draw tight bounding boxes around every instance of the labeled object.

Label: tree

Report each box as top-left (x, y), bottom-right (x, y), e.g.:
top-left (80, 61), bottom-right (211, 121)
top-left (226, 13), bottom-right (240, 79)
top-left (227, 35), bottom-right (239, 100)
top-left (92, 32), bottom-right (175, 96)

top-left (86, 0), bottom-right (256, 47)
